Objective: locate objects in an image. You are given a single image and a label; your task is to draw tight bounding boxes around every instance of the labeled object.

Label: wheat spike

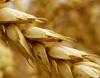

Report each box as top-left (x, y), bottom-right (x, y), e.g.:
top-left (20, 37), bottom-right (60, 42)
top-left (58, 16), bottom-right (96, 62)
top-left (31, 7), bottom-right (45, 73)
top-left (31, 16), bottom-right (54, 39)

top-left (0, 1), bottom-right (100, 78)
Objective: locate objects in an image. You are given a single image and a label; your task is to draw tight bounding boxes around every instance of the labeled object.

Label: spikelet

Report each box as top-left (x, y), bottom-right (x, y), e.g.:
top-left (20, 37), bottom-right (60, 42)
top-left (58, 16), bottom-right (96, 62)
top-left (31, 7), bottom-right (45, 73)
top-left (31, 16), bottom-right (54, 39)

top-left (72, 64), bottom-right (100, 78)
top-left (6, 24), bottom-right (33, 62)
top-left (47, 45), bottom-right (87, 61)
top-left (0, 7), bottom-right (43, 23)
top-left (83, 54), bottom-right (100, 65)
top-left (32, 43), bottom-right (50, 69)
top-left (57, 61), bottom-right (73, 78)
top-left (74, 61), bottom-right (100, 70)
top-left (23, 26), bottom-right (73, 42)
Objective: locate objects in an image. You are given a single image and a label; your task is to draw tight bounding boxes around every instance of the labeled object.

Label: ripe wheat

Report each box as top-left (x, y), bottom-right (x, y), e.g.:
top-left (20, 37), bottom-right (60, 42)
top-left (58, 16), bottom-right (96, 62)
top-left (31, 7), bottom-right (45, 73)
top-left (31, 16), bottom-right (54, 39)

top-left (0, 1), bottom-right (100, 78)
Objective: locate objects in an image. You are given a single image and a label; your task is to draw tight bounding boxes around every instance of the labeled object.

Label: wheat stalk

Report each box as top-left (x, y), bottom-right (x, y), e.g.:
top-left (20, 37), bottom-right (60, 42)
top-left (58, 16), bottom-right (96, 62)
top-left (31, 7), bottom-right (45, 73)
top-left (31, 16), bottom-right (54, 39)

top-left (0, 1), bottom-right (100, 78)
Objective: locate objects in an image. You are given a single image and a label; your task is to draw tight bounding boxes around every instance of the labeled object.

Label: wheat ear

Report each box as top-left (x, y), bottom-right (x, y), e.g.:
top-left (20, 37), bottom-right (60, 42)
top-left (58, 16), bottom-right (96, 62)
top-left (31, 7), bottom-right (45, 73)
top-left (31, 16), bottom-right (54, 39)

top-left (0, 1), bottom-right (100, 78)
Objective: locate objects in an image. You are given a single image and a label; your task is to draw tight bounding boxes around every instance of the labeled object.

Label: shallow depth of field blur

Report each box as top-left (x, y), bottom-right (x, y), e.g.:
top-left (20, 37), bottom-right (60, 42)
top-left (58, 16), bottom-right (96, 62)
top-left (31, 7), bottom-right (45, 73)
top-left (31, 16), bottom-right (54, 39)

top-left (0, 0), bottom-right (100, 78)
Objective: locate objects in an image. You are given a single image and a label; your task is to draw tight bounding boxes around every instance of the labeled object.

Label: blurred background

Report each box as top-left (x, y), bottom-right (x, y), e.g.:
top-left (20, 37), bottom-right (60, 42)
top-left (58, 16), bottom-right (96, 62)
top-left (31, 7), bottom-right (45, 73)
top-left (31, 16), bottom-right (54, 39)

top-left (0, 0), bottom-right (100, 78)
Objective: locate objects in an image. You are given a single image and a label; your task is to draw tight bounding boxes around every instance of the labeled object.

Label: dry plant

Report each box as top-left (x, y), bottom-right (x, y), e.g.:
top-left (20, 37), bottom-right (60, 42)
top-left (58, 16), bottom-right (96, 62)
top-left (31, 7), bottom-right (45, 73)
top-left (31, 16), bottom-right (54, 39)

top-left (26, 0), bottom-right (100, 55)
top-left (0, 0), bottom-right (100, 78)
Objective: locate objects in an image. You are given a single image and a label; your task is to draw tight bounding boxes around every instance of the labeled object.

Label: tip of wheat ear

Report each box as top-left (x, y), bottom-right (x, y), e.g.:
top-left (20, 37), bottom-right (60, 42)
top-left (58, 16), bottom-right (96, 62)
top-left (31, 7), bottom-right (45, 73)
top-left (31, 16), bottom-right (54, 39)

top-left (0, 7), bottom-right (45, 23)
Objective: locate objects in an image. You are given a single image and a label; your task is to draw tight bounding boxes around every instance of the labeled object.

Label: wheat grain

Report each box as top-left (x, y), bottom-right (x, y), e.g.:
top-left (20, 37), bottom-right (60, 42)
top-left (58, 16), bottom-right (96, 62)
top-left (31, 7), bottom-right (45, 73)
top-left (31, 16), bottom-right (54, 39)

top-left (0, 1), bottom-right (100, 78)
